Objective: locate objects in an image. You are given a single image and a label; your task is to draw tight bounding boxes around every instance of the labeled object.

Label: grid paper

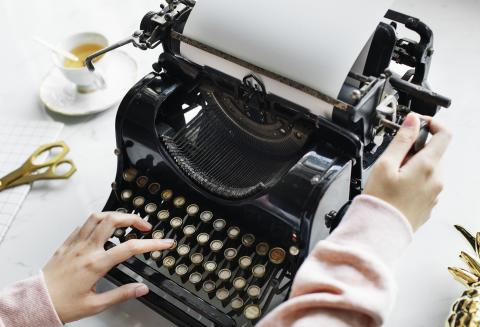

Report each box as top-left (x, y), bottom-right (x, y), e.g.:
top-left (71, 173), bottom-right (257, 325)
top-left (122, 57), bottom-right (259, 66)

top-left (0, 121), bottom-right (63, 244)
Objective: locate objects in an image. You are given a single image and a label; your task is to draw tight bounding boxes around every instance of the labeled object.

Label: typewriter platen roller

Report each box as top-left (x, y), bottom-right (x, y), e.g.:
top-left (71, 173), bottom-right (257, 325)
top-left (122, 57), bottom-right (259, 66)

top-left (91, 1), bottom-right (452, 326)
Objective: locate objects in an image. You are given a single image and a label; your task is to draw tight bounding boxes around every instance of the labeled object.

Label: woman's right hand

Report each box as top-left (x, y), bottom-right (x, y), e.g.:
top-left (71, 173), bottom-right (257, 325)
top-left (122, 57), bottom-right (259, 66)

top-left (364, 113), bottom-right (452, 231)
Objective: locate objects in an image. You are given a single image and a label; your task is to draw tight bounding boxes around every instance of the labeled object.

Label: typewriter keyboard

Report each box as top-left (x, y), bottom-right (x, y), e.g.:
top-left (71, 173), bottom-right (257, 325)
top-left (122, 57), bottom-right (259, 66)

top-left (109, 168), bottom-right (298, 325)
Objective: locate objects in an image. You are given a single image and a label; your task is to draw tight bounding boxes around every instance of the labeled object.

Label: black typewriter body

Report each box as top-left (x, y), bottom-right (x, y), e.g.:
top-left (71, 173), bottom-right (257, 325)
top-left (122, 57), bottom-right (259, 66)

top-left (97, 3), bottom-right (451, 326)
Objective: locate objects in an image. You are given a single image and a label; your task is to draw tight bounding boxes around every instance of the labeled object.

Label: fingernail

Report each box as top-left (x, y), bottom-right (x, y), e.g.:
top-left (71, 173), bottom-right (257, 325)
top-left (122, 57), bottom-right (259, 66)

top-left (402, 114), bottom-right (417, 128)
top-left (135, 284), bottom-right (149, 297)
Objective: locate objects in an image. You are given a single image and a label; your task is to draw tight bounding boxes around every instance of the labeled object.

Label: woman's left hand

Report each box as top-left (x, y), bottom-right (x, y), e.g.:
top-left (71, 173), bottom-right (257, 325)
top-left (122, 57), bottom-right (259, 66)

top-left (43, 212), bottom-right (174, 323)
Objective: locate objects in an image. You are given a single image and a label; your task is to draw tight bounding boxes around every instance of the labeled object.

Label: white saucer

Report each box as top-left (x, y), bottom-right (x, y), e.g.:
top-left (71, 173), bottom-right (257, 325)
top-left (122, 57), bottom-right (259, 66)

top-left (40, 51), bottom-right (137, 116)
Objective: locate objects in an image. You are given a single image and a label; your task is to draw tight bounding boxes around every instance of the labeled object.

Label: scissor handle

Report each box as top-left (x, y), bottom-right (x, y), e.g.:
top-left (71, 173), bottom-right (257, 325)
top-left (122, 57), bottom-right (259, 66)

top-left (27, 141), bottom-right (70, 169)
top-left (7, 159), bottom-right (77, 188)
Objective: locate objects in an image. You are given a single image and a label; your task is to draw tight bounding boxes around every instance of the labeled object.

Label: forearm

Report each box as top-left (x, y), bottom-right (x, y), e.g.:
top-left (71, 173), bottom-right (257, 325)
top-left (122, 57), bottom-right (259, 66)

top-left (0, 271), bottom-right (62, 327)
top-left (258, 194), bottom-right (413, 327)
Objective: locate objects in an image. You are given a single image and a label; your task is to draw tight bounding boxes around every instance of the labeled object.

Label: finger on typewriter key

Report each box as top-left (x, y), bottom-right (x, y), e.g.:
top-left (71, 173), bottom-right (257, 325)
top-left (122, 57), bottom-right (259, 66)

top-left (200, 211), bottom-right (213, 223)
top-left (173, 196), bottom-right (186, 208)
top-left (177, 244), bottom-right (191, 257)
top-left (120, 189), bottom-right (133, 201)
top-left (186, 204), bottom-right (200, 216)
top-left (224, 248), bottom-right (238, 262)
top-left (150, 250), bottom-right (162, 262)
top-left (252, 264), bottom-right (266, 278)
top-left (133, 196), bottom-right (145, 208)
top-left (247, 285), bottom-right (261, 300)
top-left (136, 176), bottom-right (149, 188)
top-left (183, 225), bottom-right (196, 238)
top-left (231, 297), bottom-right (244, 311)
top-left (203, 280), bottom-right (216, 298)
top-left (239, 256), bottom-right (252, 270)
top-left (256, 242), bottom-right (270, 256)
top-left (269, 247), bottom-right (286, 265)
top-left (227, 226), bottom-right (240, 240)
top-left (190, 253), bottom-right (204, 266)
top-left (216, 288), bottom-right (230, 305)
top-left (175, 264), bottom-right (189, 281)
top-left (147, 182), bottom-right (161, 195)
top-left (241, 234), bottom-right (255, 248)
top-left (161, 189), bottom-right (173, 202)
top-left (289, 245), bottom-right (300, 256)
top-left (243, 304), bottom-right (262, 321)
top-left (213, 219), bottom-right (226, 232)
top-left (152, 230), bottom-right (165, 239)
top-left (122, 167), bottom-right (137, 182)
top-left (157, 210), bottom-right (170, 222)
top-left (189, 272), bottom-right (203, 286)
top-left (170, 240), bottom-right (178, 250)
top-left (144, 203), bottom-right (158, 215)
top-left (170, 217), bottom-right (183, 230)
top-left (162, 255), bottom-right (176, 271)
top-left (203, 261), bottom-right (217, 275)
top-left (197, 233), bottom-right (210, 246)
top-left (233, 277), bottom-right (247, 291)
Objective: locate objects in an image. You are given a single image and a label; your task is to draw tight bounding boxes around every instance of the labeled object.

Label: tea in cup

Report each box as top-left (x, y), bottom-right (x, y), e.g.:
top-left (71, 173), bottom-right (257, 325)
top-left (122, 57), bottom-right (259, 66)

top-left (53, 32), bottom-right (108, 93)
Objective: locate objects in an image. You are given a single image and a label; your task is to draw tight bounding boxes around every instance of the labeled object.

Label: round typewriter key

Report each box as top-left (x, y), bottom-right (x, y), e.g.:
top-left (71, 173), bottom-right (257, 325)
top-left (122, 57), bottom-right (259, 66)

top-left (189, 272), bottom-right (203, 285)
top-left (133, 196), bottom-right (145, 208)
top-left (157, 210), bottom-right (170, 221)
top-left (122, 168), bottom-right (137, 182)
top-left (218, 268), bottom-right (232, 282)
top-left (233, 277), bottom-right (247, 291)
top-left (120, 189), bottom-right (133, 201)
top-left (231, 297), bottom-right (244, 311)
top-left (150, 250), bottom-right (162, 261)
top-left (162, 256), bottom-right (176, 269)
top-left (113, 228), bottom-right (125, 238)
top-left (183, 225), bottom-right (196, 238)
top-left (203, 261), bottom-right (217, 273)
top-left (269, 247), bottom-right (286, 265)
top-left (213, 219), bottom-right (226, 232)
top-left (152, 230), bottom-right (165, 239)
top-left (125, 233), bottom-right (137, 241)
top-left (224, 248), bottom-right (237, 261)
top-left (247, 285), bottom-right (261, 299)
top-left (252, 264), bottom-right (266, 278)
top-left (243, 304), bottom-right (262, 320)
top-left (241, 234), bottom-right (255, 247)
top-left (216, 288), bottom-right (230, 301)
top-left (256, 242), bottom-right (270, 256)
top-left (202, 280), bottom-right (216, 293)
top-left (161, 189), bottom-right (173, 201)
top-left (177, 244), bottom-right (190, 257)
top-left (239, 256), bottom-right (252, 270)
top-left (186, 204), bottom-right (200, 216)
top-left (173, 196), bottom-right (186, 208)
top-left (136, 176), bottom-right (149, 188)
top-left (227, 226), bottom-right (240, 240)
top-left (116, 207), bottom-right (128, 213)
top-left (170, 217), bottom-right (183, 229)
top-left (196, 233), bottom-right (210, 246)
top-left (175, 264), bottom-right (188, 276)
top-left (289, 245), bottom-right (300, 256)
top-left (144, 203), bottom-right (158, 214)
top-left (200, 211), bottom-right (213, 223)
top-left (210, 240), bottom-right (224, 253)
top-left (190, 253), bottom-right (204, 266)
top-left (148, 182), bottom-right (161, 195)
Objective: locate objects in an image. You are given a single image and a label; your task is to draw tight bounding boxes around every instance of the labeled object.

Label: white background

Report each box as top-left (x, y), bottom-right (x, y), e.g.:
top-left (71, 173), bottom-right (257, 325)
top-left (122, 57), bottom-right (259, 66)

top-left (0, 0), bottom-right (479, 326)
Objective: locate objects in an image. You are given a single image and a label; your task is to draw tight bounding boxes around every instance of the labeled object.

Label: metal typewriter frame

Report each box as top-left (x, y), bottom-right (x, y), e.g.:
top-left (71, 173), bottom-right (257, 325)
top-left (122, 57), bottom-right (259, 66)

top-left (95, 2), bottom-right (451, 326)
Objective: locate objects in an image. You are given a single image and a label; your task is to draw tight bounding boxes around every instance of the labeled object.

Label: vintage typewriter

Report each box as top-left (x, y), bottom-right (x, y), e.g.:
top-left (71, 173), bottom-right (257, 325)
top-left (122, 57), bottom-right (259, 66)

top-left (85, 1), bottom-right (451, 326)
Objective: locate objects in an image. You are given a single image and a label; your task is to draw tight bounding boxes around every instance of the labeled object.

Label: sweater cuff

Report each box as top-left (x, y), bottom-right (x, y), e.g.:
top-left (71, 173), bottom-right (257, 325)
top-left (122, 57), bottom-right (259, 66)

top-left (328, 194), bottom-right (413, 267)
top-left (0, 272), bottom-right (63, 327)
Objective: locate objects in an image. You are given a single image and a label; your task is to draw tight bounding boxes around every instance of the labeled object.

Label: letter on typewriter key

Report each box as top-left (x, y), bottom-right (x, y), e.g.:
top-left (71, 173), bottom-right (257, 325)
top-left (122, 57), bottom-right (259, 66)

top-left (227, 226), bottom-right (240, 240)
top-left (241, 234), bottom-right (255, 248)
top-left (122, 168), bottom-right (137, 182)
top-left (215, 288), bottom-right (230, 303)
top-left (203, 261), bottom-right (217, 274)
top-left (157, 210), bottom-right (170, 222)
top-left (163, 256), bottom-right (176, 270)
top-left (247, 285), bottom-right (261, 299)
top-left (289, 245), bottom-right (300, 256)
top-left (148, 182), bottom-right (161, 195)
top-left (150, 250), bottom-right (162, 262)
top-left (218, 268), bottom-right (232, 283)
top-left (252, 264), bottom-right (266, 278)
top-left (170, 217), bottom-right (183, 230)
top-left (173, 196), bottom-right (186, 208)
top-left (144, 203), bottom-right (158, 215)
top-left (269, 247), bottom-right (286, 265)
top-left (133, 196), bottom-right (145, 208)
top-left (189, 272), bottom-right (203, 285)
top-left (152, 230), bottom-right (165, 239)
top-left (231, 297), bottom-right (244, 311)
top-left (239, 256), bottom-right (252, 270)
top-left (183, 225), bottom-right (196, 238)
top-left (136, 176), bottom-right (149, 188)
top-left (213, 219), bottom-right (226, 232)
top-left (197, 233), bottom-right (210, 246)
top-left (175, 264), bottom-right (189, 278)
top-left (186, 204), bottom-right (200, 216)
top-left (120, 189), bottom-right (133, 201)
top-left (243, 304), bottom-right (262, 321)
top-left (210, 240), bottom-right (224, 253)
top-left (161, 189), bottom-right (173, 202)
top-left (256, 242), bottom-right (270, 256)
top-left (233, 277), bottom-right (247, 291)
top-left (224, 248), bottom-right (238, 261)
top-left (202, 280), bottom-right (216, 294)
top-left (190, 253), bottom-right (204, 266)
top-left (200, 211), bottom-right (213, 223)
top-left (177, 244), bottom-right (191, 257)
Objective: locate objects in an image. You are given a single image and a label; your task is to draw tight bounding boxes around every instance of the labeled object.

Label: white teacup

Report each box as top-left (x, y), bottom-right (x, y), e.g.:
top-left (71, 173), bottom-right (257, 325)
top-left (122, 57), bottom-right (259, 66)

top-left (53, 32), bottom-right (108, 93)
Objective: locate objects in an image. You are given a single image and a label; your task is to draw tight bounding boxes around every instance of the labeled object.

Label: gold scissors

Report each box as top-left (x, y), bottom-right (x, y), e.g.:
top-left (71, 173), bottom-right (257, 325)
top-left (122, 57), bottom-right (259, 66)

top-left (0, 141), bottom-right (77, 191)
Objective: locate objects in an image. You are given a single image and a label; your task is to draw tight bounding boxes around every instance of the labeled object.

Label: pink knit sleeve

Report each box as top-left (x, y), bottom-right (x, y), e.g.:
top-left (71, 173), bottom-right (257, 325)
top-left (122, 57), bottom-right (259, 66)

top-left (0, 271), bottom-right (62, 327)
top-left (258, 194), bottom-right (413, 327)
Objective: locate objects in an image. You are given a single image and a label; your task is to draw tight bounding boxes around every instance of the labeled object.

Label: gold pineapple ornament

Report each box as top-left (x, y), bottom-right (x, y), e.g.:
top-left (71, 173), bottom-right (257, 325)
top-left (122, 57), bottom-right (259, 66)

top-left (446, 225), bottom-right (480, 326)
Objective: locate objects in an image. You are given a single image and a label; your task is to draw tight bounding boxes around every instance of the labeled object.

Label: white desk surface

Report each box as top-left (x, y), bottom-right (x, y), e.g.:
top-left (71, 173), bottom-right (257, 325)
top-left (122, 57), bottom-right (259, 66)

top-left (0, 1), bottom-right (479, 326)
